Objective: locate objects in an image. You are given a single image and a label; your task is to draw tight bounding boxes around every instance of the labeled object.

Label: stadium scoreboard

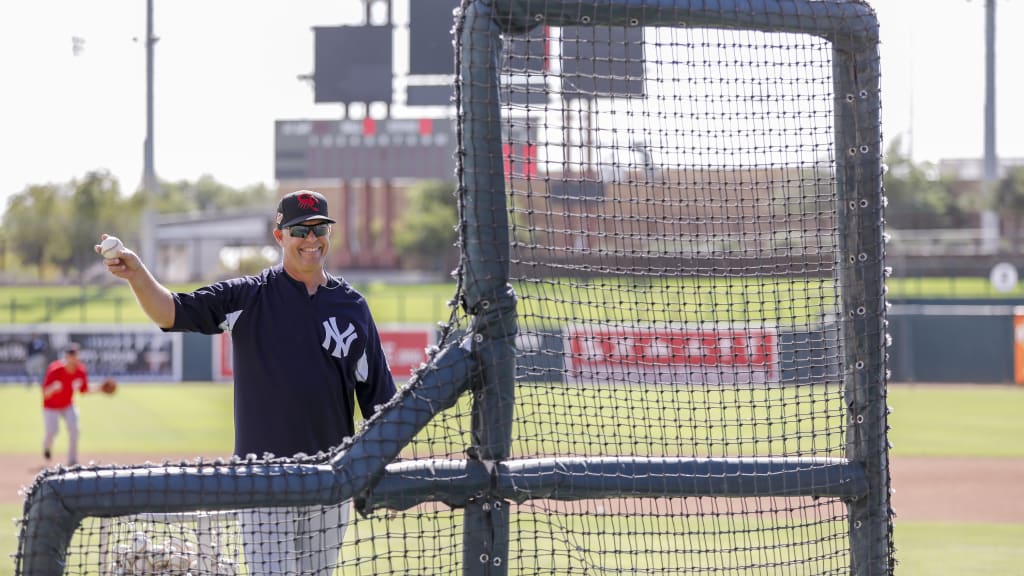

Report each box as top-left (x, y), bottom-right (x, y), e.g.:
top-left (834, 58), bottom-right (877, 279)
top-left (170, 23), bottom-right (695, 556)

top-left (275, 118), bottom-right (456, 181)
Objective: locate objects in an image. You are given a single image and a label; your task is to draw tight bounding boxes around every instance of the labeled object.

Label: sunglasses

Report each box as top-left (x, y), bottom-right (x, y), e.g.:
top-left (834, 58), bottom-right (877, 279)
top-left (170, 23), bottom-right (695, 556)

top-left (286, 223), bottom-right (330, 238)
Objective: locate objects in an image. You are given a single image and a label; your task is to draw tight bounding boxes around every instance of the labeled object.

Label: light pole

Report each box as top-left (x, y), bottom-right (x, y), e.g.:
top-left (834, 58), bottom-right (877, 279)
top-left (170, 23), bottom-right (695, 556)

top-left (983, 0), bottom-right (997, 186)
top-left (980, 0), bottom-right (999, 253)
top-left (140, 0), bottom-right (159, 265)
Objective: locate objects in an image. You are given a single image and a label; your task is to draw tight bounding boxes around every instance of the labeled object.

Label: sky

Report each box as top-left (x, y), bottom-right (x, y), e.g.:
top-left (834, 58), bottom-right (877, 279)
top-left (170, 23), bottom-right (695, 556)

top-left (1, 0), bottom-right (1022, 217)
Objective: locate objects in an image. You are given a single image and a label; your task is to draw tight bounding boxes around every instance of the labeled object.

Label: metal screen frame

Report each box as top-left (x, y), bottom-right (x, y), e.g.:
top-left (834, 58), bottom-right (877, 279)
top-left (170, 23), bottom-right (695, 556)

top-left (15, 2), bottom-right (889, 575)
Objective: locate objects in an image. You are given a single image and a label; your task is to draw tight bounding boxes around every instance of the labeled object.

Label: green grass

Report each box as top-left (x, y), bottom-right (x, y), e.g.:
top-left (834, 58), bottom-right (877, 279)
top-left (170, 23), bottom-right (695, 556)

top-left (6, 510), bottom-right (1019, 576)
top-left (4, 383), bottom-right (1021, 459)
top-left (894, 522), bottom-right (1024, 576)
top-left (0, 383), bottom-right (234, 456)
top-left (1, 504), bottom-right (21, 576)
top-left (0, 283), bottom-right (459, 325)
top-left (887, 276), bottom-right (1024, 300)
top-left (511, 384), bottom-right (848, 457)
top-left (0, 277), bottom-right (865, 328)
top-left (887, 384), bottom-right (1024, 457)
top-left (344, 514), bottom-right (855, 574)
top-left (513, 277), bottom-right (840, 326)
top-left (4, 511), bottom-right (1021, 576)
top-left (4, 276), bottom-right (1022, 328)
top-left (3, 383), bottom-right (1023, 575)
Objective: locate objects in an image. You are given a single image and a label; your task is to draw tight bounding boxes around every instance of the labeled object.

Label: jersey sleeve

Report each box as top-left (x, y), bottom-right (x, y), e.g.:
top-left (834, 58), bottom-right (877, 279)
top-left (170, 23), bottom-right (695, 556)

top-left (168, 276), bottom-right (258, 334)
top-left (355, 313), bottom-right (398, 419)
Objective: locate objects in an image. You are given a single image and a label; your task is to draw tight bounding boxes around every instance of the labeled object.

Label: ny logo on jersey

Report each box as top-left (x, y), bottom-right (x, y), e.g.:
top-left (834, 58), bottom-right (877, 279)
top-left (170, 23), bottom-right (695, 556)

top-left (322, 317), bottom-right (358, 358)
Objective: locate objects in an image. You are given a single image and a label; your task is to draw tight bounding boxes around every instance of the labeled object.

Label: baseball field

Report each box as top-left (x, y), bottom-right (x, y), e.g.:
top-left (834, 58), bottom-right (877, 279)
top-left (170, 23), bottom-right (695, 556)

top-left (2, 279), bottom-right (1022, 573)
top-left (1, 382), bottom-right (1022, 575)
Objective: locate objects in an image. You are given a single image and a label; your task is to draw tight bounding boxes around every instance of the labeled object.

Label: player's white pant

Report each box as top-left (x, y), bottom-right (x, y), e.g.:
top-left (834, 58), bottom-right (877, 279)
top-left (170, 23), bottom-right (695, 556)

top-left (238, 501), bottom-right (350, 576)
top-left (42, 406), bottom-right (79, 465)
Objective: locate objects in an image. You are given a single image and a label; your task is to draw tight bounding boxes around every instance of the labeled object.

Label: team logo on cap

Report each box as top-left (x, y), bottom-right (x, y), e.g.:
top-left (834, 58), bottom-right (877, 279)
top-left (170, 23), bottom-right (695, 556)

top-left (297, 193), bottom-right (320, 212)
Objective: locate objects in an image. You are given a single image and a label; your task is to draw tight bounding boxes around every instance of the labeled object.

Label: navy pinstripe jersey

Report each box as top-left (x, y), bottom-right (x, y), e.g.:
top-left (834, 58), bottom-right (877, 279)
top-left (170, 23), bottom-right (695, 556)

top-left (166, 265), bottom-right (397, 458)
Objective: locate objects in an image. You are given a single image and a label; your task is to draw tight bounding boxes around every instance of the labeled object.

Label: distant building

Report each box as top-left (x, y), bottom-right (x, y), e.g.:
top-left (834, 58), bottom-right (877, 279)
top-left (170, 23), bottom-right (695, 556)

top-left (154, 209), bottom-right (272, 283)
top-left (936, 157), bottom-right (1024, 181)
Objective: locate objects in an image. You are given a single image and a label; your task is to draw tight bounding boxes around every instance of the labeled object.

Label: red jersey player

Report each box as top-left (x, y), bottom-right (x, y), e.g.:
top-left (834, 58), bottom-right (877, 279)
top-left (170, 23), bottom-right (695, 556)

top-left (41, 343), bottom-right (89, 466)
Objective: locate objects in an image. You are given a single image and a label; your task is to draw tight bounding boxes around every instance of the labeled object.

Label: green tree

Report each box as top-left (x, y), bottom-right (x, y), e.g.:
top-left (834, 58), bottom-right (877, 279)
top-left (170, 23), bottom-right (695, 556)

top-left (154, 175), bottom-right (274, 213)
top-left (2, 172), bottom-right (273, 281)
top-left (393, 180), bottom-right (459, 275)
top-left (1, 183), bottom-right (65, 279)
top-left (52, 171), bottom-right (125, 277)
top-left (995, 167), bottom-right (1024, 240)
top-left (883, 136), bottom-right (962, 228)
top-left (0, 172), bottom-right (127, 279)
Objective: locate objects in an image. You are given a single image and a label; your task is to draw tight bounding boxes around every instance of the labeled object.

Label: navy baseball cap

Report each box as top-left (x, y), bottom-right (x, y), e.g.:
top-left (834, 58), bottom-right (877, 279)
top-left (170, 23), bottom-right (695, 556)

top-left (275, 190), bottom-right (337, 229)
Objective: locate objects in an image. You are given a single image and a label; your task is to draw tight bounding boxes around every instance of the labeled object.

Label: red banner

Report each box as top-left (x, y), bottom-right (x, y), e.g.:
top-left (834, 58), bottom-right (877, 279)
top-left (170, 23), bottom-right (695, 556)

top-left (378, 328), bottom-right (434, 381)
top-left (565, 324), bottom-right (779, 384)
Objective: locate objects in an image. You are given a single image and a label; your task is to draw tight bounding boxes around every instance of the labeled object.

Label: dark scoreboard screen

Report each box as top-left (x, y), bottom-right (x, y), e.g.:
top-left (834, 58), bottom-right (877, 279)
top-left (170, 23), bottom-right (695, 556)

top-left (560, 26), bottom-right (645, 99)
top-left (314, 26), bottom-right (394, 104)
top-left (409, 0), bottom-right (548, 76)
top-left (408, 0), bottom-right (457, 76)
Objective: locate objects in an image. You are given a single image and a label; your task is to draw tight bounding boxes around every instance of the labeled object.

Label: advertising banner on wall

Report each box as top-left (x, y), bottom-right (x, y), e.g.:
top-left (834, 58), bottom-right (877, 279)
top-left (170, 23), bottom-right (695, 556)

top-left (214, 326), bottom-right (435, 383)
top-left (564, 324), bottom-right (780, 385)
top-left (0, 325), bottom-right (182, 383)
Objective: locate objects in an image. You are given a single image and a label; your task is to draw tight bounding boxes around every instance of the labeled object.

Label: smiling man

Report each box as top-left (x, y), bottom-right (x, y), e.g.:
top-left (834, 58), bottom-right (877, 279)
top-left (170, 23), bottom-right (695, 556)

top-left (96, 189), bottom-right (398, 575)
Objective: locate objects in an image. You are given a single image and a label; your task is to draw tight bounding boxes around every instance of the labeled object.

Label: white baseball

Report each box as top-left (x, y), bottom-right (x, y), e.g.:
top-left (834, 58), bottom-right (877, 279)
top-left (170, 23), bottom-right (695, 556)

top-left (100, 236), bottom-right (124, 259)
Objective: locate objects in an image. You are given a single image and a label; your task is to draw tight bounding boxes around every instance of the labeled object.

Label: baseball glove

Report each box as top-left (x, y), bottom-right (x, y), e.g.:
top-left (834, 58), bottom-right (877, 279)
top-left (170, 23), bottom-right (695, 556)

top-left (100, 378), bottom-right (117, 395)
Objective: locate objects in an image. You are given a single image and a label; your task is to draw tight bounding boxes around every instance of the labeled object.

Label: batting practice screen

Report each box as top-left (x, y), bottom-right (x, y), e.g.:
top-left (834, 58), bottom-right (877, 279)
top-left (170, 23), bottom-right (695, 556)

top-left (15, 1), bottom-right (892, 575)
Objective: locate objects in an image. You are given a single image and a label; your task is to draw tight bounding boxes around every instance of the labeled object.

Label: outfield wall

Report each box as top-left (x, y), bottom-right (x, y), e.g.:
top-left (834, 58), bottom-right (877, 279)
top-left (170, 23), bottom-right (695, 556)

top-left (1, 310), bottom-right (1018, 384)
top-left (0, 326), bottom-right (182, 383)
top-left (886, 303), bottom-right (1018, 383)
